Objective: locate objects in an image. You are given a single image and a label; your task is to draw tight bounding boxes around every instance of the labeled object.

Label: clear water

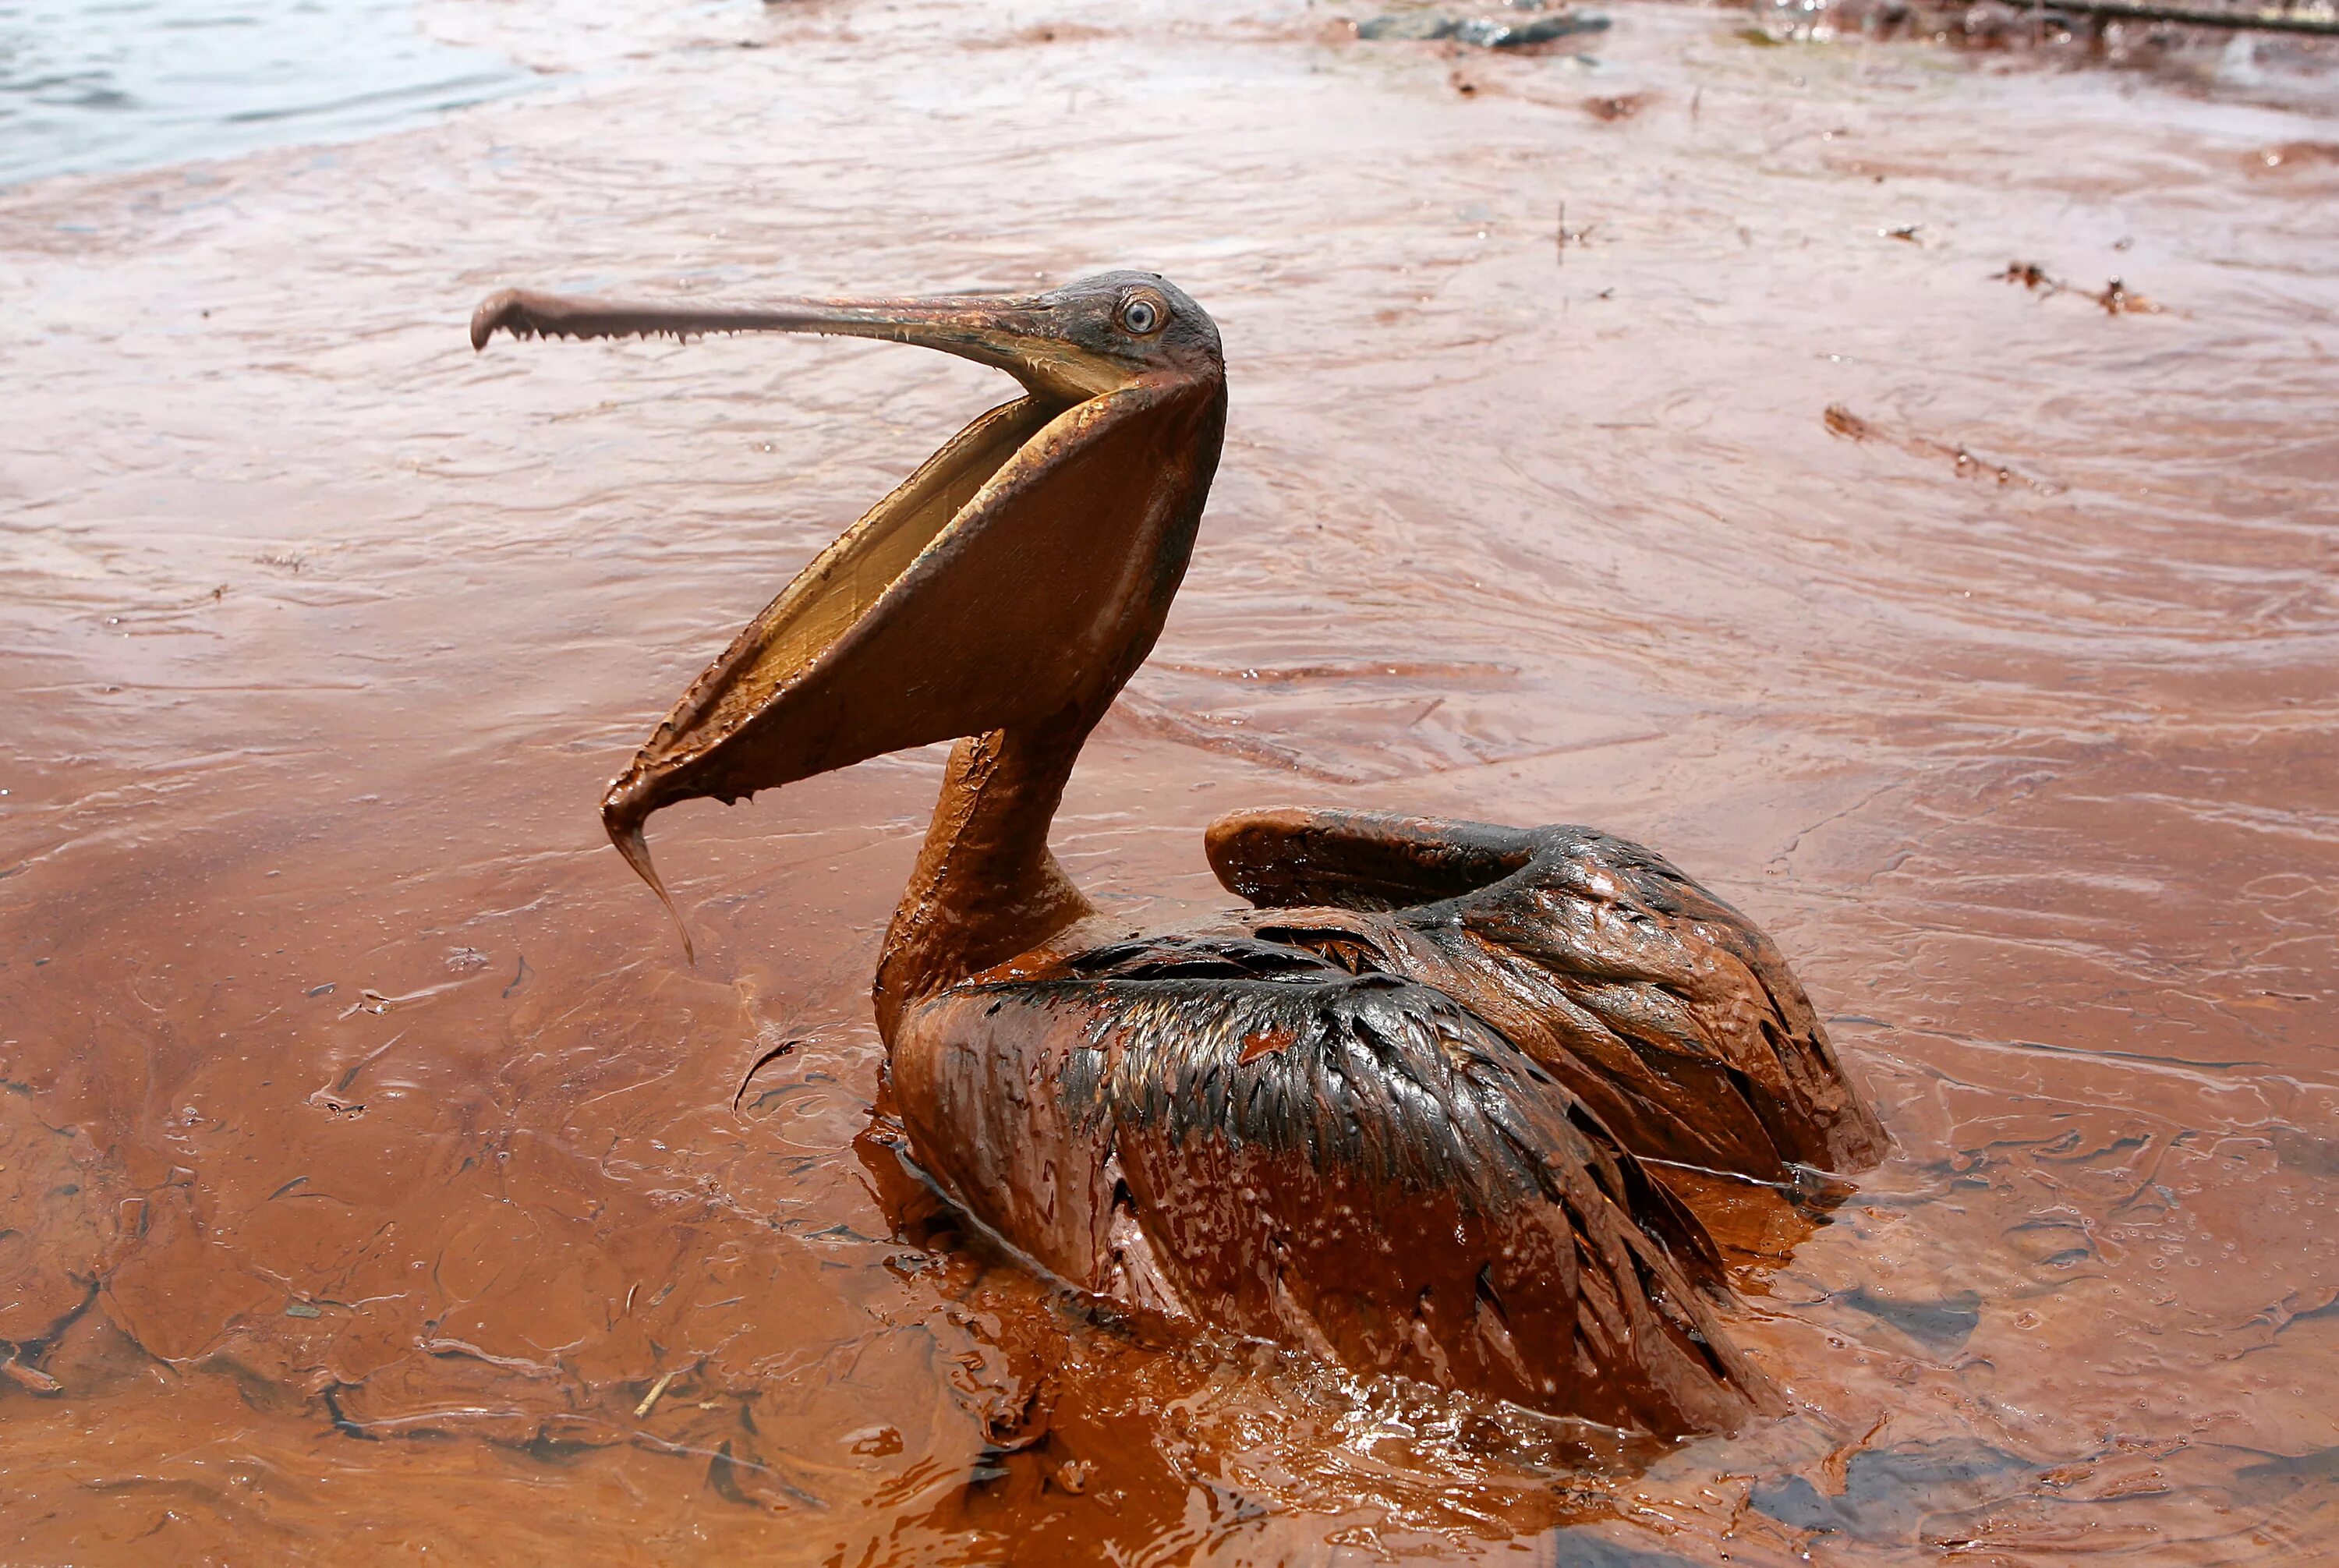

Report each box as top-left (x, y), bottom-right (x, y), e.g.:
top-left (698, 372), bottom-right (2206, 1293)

top-left (0, 0), bottom-right (529, 185)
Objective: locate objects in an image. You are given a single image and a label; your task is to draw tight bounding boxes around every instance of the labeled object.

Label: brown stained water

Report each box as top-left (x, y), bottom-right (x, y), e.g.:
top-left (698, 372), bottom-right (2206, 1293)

top-left (3, 0), bottom-right (2337, 1560)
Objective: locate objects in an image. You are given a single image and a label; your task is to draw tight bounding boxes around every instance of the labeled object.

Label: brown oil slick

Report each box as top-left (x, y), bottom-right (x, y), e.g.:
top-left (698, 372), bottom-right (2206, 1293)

top-left (3, 0), bottom-right (2337, 1563)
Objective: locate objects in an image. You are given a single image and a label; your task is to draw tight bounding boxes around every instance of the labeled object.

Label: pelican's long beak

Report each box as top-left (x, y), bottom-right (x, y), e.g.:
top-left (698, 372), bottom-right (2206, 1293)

top-left (471, 287), bottom-right (1138, 403)
top-left (475, 279), bottom-right (1216, 961)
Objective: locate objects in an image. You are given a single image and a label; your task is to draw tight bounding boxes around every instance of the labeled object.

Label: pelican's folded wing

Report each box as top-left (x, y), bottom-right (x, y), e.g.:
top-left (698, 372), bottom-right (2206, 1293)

top-left (895, 955), bottom-right (1764, 1436)
top-left (1205, 809), bottom-right (1888, 1177)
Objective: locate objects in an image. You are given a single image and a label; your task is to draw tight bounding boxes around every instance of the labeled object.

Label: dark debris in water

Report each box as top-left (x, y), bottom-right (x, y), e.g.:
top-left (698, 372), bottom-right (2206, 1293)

top-left (1584, 90), bottom-right (1653, 118)
top-left (1821, 403), bottom-right (2065, 493)
top-left (1744, 0), bottom-right (2339, 100)
top-left (2001, 260), bottom-right (2165, 313)
top-left (1357, 6), bottom-right (1612, 48)
top-left (1835, 1286), bottom-right (1984, 1350)
top-left (1535, 1529), bottom-right (1706, 1566)
top-left (1824, 405), bottom-right (1874, 441)
top-left (2272, 1124), bottom-right (2339, 1176)
top-left (1752, 1441), bottom-right (2032, 1541)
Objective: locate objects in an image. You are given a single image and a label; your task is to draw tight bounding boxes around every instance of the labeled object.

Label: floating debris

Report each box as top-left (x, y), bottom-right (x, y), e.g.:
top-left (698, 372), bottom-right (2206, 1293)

top-left (1357, 8), bottom-right (1612, 47)
top-left (633, 1365), bottom-right (681, 1419)
top-left (1823, 403), bottom-right (2065, 493)
top-left (2094, 275), bottom-right (2162, 314)
top-left (1555, 200), bottom-right (1597, 261)
top-left (2001, 0), bottom-right (2339, 37)
top-left (2000, 260), bottom-right (2164, 313)
top-left (1584, 91), bottom-right (1651, 119)
top-left (1824, 404), bottom-right (1874, 441)
top-left (2, 1356), bottom-right (63, 1395)
top-left (844, 1424), bottom-right (904, 1457)
top-left (1747, 0), bottom-right (2339, 49)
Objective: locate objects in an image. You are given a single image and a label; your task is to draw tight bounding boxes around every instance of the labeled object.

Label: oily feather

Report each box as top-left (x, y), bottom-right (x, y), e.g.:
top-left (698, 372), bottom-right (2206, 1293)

top-left (892, 952), bottom-right (1764, 1435)
top-left (1207, 809), bottom-right (1889, 1177)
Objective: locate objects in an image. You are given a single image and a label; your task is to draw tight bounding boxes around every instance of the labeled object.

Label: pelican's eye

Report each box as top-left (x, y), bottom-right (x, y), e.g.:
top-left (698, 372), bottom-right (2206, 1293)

top-left (1118, 295), bottom-right (1164, 335)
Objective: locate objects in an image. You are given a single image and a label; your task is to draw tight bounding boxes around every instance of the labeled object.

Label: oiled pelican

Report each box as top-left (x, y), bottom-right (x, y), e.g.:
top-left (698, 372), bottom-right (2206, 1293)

top-left (472, 273), bottom-right (1886, 1435)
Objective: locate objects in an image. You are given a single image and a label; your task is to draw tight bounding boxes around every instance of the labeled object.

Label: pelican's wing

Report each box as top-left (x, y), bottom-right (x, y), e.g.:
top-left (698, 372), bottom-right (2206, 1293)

top-left (1206, 809), bottom-right (1888, 1177)
top-left (895, 947), bottom-right (1764, 1436)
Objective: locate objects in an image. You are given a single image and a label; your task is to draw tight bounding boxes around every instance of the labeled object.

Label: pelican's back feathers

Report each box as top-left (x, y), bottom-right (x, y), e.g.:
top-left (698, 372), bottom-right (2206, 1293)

top-left (1207, 809), bottom-right (1889, 1177)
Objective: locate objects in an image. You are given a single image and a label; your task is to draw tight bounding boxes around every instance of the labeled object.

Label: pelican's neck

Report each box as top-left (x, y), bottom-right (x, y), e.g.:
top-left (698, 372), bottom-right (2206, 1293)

top-left (873, 715), bottom-right (1096, 1043)
top-left (866, 377), bottom-right (1227, 1043)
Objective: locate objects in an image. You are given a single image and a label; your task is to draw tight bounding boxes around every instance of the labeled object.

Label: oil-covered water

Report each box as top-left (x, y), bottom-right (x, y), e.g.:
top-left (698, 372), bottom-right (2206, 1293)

top-left (2, 1), bottom-right (2335, 1560)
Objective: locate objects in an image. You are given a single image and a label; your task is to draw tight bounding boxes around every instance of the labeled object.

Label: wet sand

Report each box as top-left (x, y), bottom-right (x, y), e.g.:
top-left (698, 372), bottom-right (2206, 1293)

top-left (4, 0), bottom-right (2337, 1560)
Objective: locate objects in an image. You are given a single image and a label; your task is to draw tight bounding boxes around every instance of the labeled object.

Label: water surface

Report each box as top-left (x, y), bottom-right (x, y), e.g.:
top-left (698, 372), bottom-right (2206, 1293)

top-left (2, 0), bottom-right (2335, 1561)
top-left (0, 0), bottom-right (528, 185)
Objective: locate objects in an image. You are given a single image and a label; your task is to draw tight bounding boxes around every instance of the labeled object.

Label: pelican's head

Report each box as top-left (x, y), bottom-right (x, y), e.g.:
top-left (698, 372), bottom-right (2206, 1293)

top-left (472, 271), bottom-right (1228, 955)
